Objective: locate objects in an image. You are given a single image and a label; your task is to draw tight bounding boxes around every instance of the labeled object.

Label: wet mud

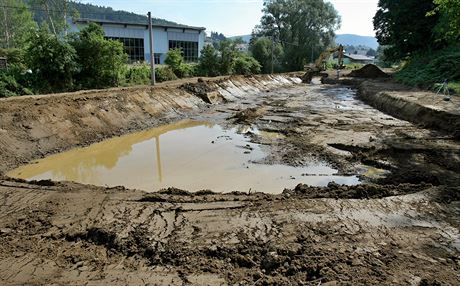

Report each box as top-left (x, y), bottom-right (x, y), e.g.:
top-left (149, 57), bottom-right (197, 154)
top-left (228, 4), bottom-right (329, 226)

top-left (0, 74), bottom-right (459, 285)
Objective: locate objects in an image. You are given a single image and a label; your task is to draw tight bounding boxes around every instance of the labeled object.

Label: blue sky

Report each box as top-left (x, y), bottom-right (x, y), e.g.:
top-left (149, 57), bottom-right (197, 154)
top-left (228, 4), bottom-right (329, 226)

top-left (79, 0), bottom-right (379, 37)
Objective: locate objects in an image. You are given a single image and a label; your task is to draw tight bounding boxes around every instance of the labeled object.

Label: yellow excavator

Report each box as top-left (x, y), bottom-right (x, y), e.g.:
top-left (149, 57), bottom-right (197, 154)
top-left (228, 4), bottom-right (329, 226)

top-left (302, 45), bottom-right (344, 83)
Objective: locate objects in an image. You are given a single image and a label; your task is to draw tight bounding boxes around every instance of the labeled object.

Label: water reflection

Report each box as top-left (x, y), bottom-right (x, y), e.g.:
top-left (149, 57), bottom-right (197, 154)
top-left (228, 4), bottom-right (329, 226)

top-left (8, 120), bottom-right (359, 194)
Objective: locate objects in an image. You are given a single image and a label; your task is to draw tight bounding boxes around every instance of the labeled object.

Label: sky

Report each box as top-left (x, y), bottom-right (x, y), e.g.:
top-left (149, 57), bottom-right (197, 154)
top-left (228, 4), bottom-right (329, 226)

top-left (79, 0), bottom-right (379, 37)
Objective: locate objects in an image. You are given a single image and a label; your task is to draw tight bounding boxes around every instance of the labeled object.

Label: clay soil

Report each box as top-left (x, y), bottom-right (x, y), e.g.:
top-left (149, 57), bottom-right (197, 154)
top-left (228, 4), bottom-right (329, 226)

top-left (0, 75), bottom-right (459, 285)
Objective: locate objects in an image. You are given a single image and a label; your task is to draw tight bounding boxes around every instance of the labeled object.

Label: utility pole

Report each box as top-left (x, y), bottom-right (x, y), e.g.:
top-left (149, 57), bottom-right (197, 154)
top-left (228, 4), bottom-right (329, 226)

top-left (148, 12), bottom-right (156, 85)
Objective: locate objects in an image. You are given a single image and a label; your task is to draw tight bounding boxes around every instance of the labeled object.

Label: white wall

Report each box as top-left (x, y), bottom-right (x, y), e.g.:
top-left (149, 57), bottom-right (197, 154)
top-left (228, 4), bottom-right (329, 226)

top-left (69, 20), bottom-right (205, 64)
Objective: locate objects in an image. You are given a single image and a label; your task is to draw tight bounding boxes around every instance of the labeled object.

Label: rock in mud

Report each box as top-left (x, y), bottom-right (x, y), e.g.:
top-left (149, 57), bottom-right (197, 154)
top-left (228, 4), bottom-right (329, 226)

top-left (231, 107), bottom-right (267, 124)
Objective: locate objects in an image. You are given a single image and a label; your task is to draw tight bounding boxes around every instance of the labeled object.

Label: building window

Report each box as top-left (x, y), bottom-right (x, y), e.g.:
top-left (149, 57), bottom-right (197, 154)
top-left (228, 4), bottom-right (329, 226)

top-left (168, 40), bottom-right (198, 62)
top-left (107, 37), bottom-right (145, 63)
top-left (154, 53), bottom-right (161, 65)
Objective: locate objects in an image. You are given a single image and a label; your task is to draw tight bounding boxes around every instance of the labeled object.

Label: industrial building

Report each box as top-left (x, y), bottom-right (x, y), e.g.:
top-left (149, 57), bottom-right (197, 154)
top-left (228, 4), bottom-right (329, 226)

top-left (69, 18), bottom-right (206, 64)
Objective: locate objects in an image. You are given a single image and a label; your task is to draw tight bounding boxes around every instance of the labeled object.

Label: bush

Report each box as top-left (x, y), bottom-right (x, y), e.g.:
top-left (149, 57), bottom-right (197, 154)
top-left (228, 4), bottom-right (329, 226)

top-left (123, 63), bottom-right (151, 85)
top-left (70, 23), bottom-right (128, 89)
top-left (178, 63), bottom-right (198, 78)
top-left (164, 49), bottom-right (197, 78)
top-left (198, 45), bottom-right (220, 76)
top-left (0, 48), bottom-right (25, 68)
top-left (165, 48), bottom-right (184, 77)
top-left (394, 44), bottom-right (460, 91)
top-left (233, 54), bottom-right (262, 75)
top-left (0, 69), bottom-right (33, 97)
top-left (155, 66), bottom-right (178, 82)
top-left (25, 27), bottom-right (78, 93)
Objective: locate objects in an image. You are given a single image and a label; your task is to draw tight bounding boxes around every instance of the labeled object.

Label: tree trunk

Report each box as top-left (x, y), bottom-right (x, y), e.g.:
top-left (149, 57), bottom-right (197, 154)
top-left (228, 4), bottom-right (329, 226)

top-left (43, 1), bottom-right (57, 36)
top-left (63, 0), bottom-right (67, 35)
top-left (2, 5), bottom-right (10, 48)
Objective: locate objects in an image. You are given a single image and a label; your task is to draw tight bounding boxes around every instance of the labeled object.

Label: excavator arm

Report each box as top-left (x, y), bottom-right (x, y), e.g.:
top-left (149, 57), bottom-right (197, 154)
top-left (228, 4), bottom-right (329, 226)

top-left (302, 45), bottom-right (344, 83)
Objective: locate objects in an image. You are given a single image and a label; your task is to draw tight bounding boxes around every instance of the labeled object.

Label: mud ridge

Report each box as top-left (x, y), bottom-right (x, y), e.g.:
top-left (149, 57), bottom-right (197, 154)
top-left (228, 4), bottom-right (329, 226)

top-left (358, 82), bottom-right (460, 137)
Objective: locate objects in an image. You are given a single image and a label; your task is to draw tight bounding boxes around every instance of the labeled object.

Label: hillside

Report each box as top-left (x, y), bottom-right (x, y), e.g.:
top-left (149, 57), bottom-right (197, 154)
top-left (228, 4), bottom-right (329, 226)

top-left (335, 34), bottom-right (378, 49)
top-left (27, 1), bottom-right (180, 26)
top-left (69, 2), bottom-right (178, 25)
top-left (228, 35), bottom-right (252, 43)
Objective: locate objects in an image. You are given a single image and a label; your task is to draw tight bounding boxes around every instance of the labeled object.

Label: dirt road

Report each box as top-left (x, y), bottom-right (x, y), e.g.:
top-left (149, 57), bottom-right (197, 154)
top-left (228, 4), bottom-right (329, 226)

top-left (0, 75), bottom-right (459, 285)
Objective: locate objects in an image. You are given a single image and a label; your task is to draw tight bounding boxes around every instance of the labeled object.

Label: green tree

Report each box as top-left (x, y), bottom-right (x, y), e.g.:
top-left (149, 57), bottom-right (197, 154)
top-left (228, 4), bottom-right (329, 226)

top-left (233, 54), bottom-right (262, 75)
top-left (29, 0), bottom-right (76, 36)
top-left (429, 0), bottom-right (460, 43)
top-left (373, 0), bottom-right (439, 61)
top-left (70, 23), bottom-right (127, 88)
top-left (217, 40), bottom-right (238, 75)
top-left (366, 48), bottom-right (377, 57)
top-left (249, 37), bottom-right (283, 73)
top-left (0, 0), bottom-right (36, 49)
top-left (198, 45), bottom-right (220, 76)
top-left (165, 48), bottom-right (184, 76)
top-left (254, 0), bottom-right (340, 71)
top-left (25, 26), bottom-right (77, 92)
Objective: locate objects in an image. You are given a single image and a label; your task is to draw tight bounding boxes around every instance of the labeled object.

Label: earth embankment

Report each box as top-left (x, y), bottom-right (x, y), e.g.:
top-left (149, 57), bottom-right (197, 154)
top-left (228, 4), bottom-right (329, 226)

top-left (0, 74), bottom-right (301, 174)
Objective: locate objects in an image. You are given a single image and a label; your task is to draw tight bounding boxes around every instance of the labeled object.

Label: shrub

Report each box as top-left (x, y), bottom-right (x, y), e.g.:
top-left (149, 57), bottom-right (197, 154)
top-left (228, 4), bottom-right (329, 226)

top-left (0, 48), bottom-right (26, 68)
top-left (70, 23), bottom-right (128, 89)
top-left (155, 66), bottom-right (178, 82)
top-left (123, 63), bottom-right (151, 85)
top-left (394, 44), bottom-right (460, 90)
top-left (233, 54), bottom-right (262, 75)
top-left (0, 69), bottom-right (33, 97)
top-left (25, 27), bottom-right (78, 93)
top-left (178, 63), bottom-right (198, 78)
top-left (165, 48), bottom-right (185, 77)
top-left (198, 45), bottom-right (220, 76)
top-left (165, 49), bottom-right (198, 78)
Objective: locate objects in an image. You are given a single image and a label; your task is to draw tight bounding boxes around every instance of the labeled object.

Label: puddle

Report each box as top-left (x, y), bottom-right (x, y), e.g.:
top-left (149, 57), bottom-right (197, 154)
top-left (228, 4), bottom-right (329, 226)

top-left (7, 120), bottom-right (359, 194)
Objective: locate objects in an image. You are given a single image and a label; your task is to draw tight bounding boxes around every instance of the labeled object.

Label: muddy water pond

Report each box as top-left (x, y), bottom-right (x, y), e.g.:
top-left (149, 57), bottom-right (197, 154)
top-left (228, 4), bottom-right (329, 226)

top-left (8, 120), bottom-right (359, 193)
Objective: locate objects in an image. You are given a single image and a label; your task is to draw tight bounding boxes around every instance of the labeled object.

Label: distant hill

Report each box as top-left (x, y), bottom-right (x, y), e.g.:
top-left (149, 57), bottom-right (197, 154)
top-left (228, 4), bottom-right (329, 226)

top-left (70, 2), bottom-right (179, 26)
top-left (27, 1), bottom-right (181, 27)
top-left (335, 34), bottom-right (378, 49)
top-left (228, 34), bottom-right (378, 49)
top-left (228, 35), bottom-right (252, 43)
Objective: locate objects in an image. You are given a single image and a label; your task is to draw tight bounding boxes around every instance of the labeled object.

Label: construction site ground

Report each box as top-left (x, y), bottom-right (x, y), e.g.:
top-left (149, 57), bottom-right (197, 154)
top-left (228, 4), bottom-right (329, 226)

top-left (0, 73), bottom-right (459, 285)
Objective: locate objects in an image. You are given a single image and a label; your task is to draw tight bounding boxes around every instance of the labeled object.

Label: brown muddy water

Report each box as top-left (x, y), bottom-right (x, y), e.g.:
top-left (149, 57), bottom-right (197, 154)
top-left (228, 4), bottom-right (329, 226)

top-left (7, 119), bottom-right (359, 194)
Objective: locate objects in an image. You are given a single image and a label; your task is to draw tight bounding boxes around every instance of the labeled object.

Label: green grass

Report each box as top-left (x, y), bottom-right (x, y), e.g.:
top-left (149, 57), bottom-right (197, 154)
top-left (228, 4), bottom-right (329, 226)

top-left (448, 81), bottom-right (460, 95)
top-left (394, 44), bottom-right (460, 94)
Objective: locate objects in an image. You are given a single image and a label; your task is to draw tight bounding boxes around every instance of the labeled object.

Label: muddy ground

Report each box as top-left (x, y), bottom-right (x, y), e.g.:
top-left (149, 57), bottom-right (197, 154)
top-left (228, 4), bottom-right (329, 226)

top-left (0, 75), bottom-right (459, 285)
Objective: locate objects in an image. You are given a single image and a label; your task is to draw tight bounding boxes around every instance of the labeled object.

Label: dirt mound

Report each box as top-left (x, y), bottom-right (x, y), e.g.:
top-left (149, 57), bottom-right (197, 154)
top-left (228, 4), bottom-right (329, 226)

top-left (231, 107), bottom-right (267, 124)
top-left (349, 64), bottom-right (389, 78)
top-left (180, 80), bottom-right (224, 104)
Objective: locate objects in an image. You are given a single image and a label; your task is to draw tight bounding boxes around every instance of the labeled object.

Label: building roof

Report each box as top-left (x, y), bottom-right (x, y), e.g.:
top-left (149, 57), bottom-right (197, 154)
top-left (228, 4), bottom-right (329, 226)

top-left (74, 18), bottom-right (206, 31)
top-left (344, 54), bottom-right (374, 61)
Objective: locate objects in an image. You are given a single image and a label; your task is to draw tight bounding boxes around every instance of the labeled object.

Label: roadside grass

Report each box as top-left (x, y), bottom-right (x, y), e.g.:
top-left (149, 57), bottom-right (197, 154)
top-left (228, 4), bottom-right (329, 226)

top-left (448, 81), bottom-right (460, 95)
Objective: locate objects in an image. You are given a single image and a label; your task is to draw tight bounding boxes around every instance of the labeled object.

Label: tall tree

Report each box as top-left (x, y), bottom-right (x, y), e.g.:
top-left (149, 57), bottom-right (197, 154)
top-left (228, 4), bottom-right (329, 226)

top-left (25, 26), bottom-right (77, 92)
top-left (253, 0), bottom-right (340, 71)
top-left (0, 0), bottom-right (36, 49)
top-left (249, 37), bottom-right (283, 73)
top-left (69, 23), bottom-right (127, 88)
top-left (373, 0), bottom-right (439, 61)
top-left (429, 0), bottom-right (460, 43)
top-left (28, 0), bottom-right (74, 35)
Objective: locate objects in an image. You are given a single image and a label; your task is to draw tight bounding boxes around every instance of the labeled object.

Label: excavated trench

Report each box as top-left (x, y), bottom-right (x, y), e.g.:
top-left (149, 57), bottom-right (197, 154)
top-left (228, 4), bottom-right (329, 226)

top-left (0, 74), bottom-right (459, 285)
